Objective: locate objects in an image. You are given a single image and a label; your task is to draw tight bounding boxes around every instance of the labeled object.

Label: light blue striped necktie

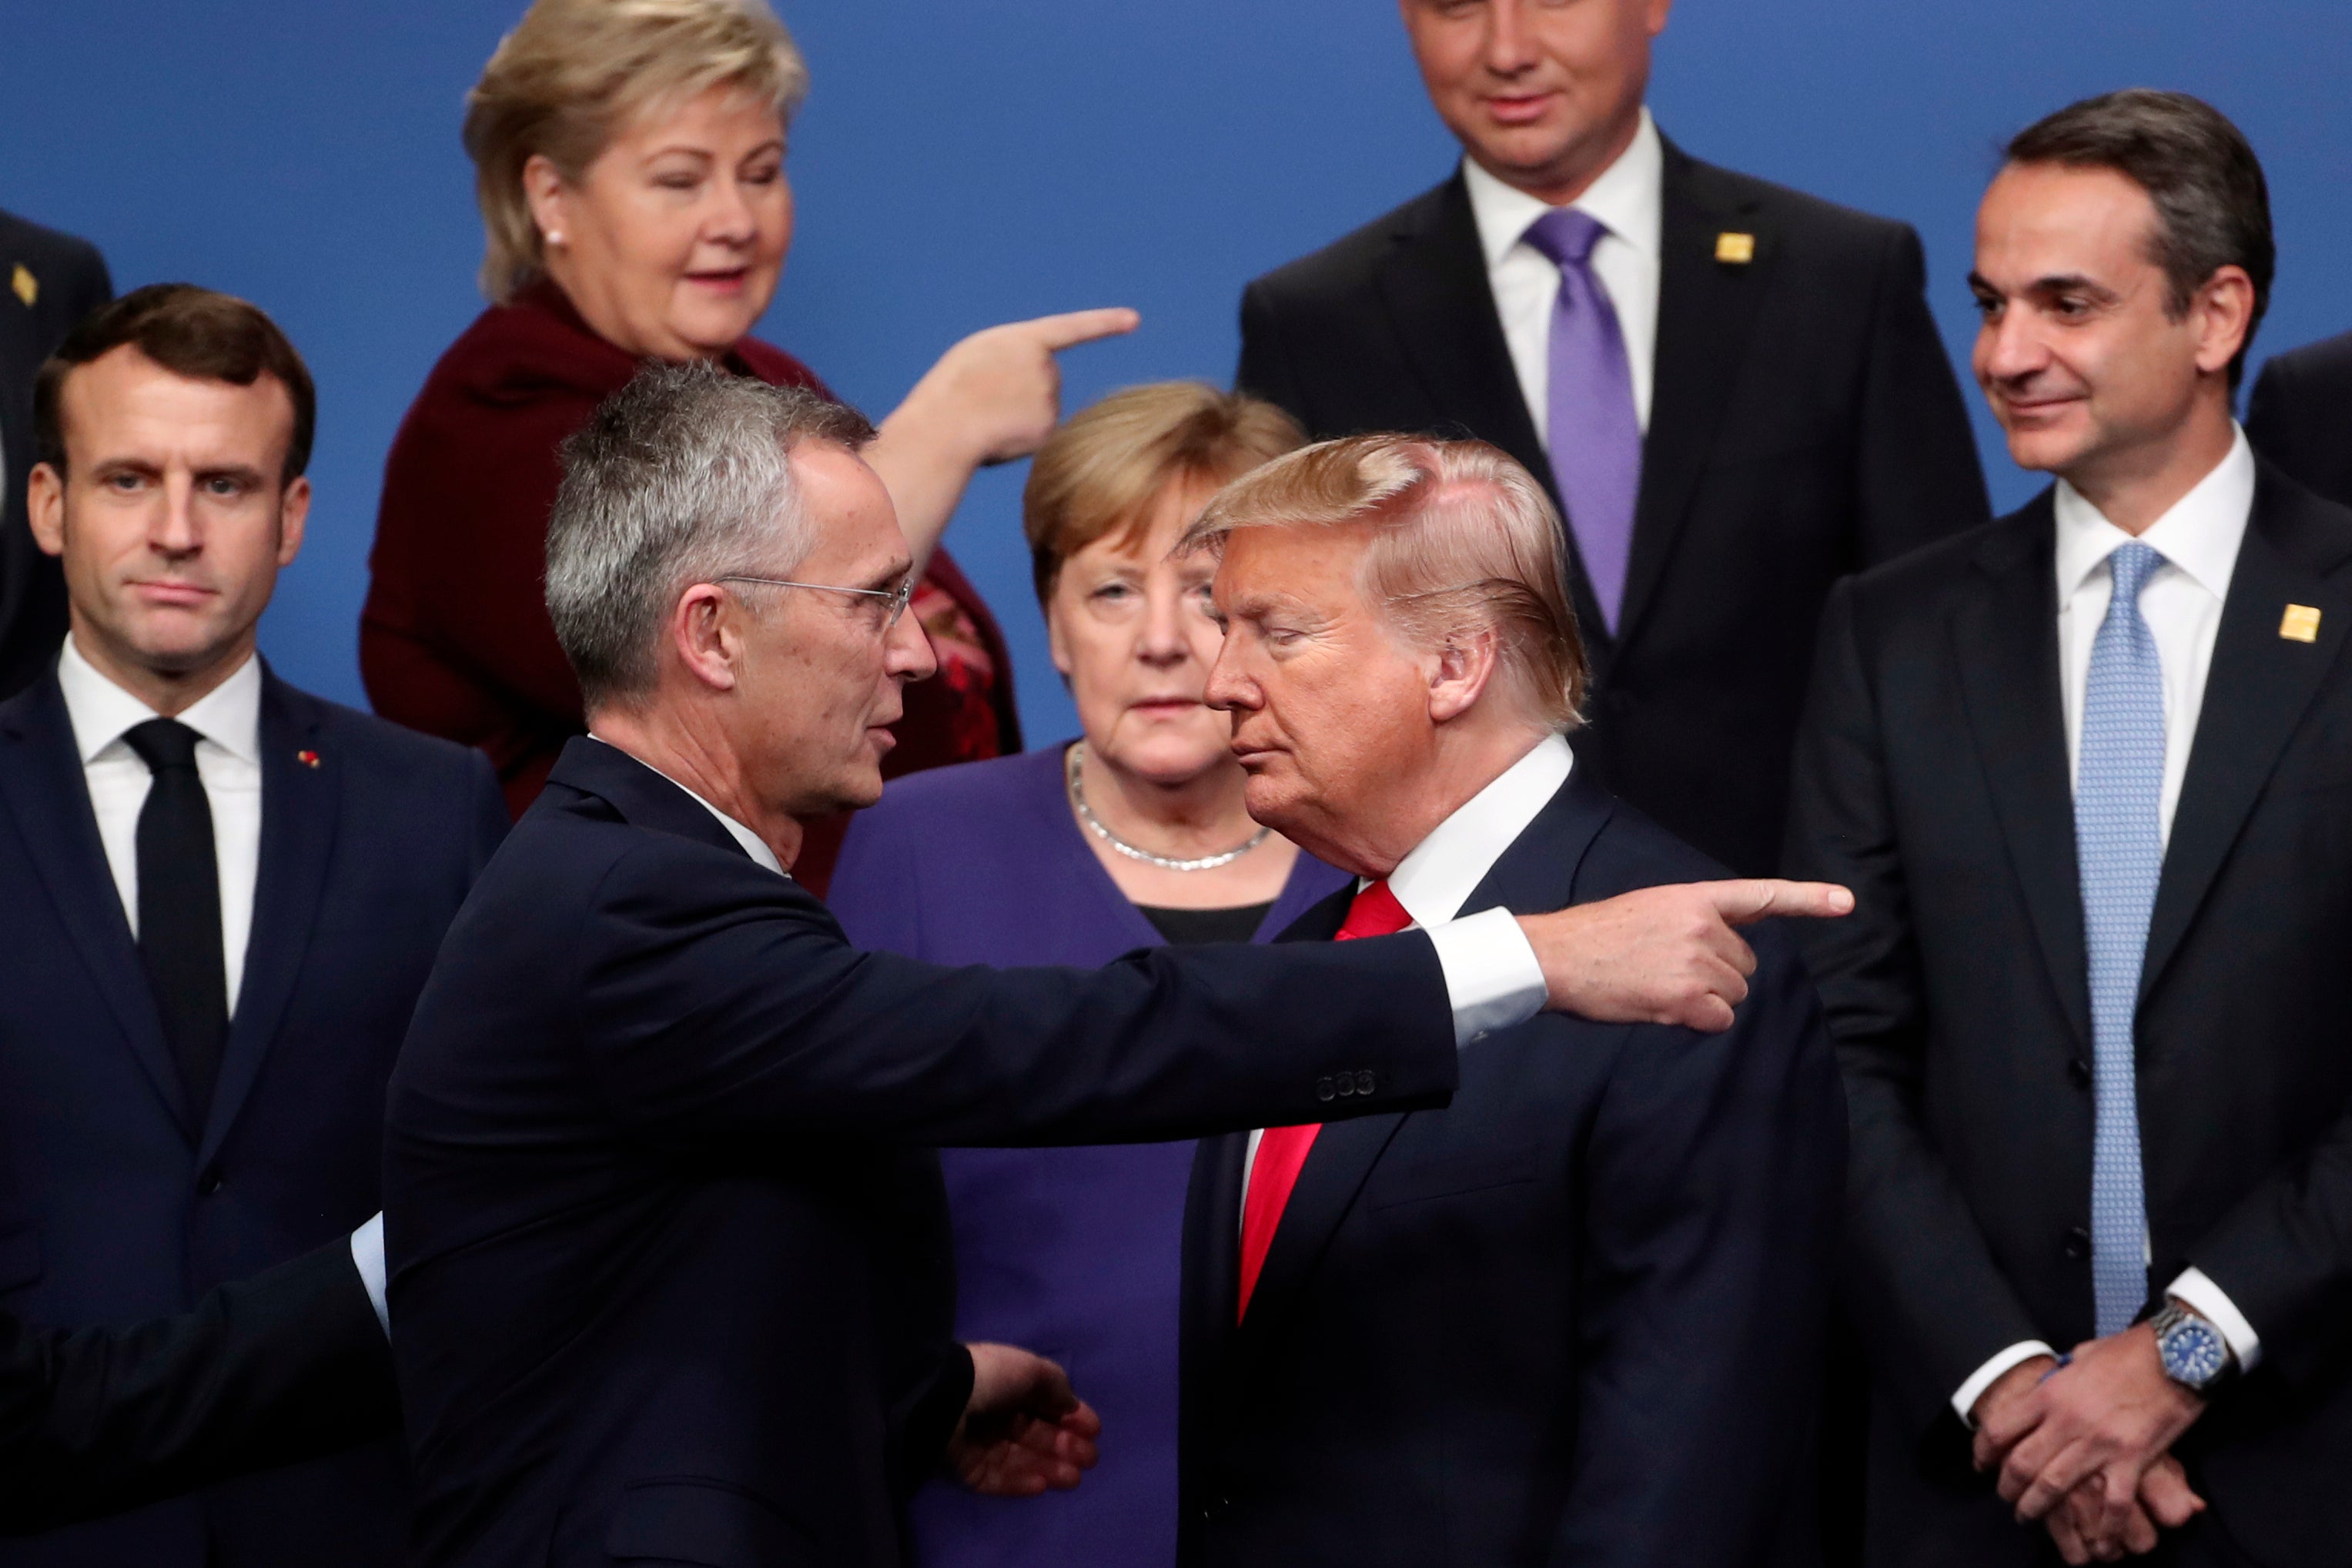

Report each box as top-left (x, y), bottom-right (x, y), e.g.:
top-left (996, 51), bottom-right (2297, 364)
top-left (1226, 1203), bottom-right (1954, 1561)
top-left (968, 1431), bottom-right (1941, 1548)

top-left (2076, 539), bottom-right (2166, 1336)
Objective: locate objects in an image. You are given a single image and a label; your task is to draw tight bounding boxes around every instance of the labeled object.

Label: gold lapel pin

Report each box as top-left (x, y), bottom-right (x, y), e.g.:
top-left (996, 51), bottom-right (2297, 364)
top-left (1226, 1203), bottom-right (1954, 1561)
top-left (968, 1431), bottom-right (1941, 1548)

top-left (1714, 232), bottom-right (1755, 266)
top-left (9, 265), bottom-right (35, 309)
top-left (2280, 604), bottom-right (2321, 643)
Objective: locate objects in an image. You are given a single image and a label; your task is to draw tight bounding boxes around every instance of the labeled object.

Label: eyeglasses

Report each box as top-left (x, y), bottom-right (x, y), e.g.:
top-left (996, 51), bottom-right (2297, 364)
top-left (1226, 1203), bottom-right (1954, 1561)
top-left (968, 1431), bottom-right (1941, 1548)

top-left (714, 573), bottom-right (915, 629)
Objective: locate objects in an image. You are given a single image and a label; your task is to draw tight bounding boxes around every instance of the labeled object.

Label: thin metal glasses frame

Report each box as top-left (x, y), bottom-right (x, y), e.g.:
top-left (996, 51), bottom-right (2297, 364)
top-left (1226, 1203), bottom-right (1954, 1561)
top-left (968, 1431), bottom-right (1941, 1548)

top-left (714, 573), bottom-right (915, 628)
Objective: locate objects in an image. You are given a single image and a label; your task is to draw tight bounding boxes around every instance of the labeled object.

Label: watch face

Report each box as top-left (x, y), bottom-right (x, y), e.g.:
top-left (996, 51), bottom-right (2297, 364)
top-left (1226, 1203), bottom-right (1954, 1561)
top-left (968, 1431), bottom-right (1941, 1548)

top-left (2162, 1319), bottom-right (2228, 1386)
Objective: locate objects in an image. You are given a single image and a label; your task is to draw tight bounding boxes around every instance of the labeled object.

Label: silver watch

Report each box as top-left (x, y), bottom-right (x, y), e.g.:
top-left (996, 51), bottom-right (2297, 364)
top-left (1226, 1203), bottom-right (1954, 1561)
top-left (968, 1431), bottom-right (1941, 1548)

top-left (2150, 1300), bottom-right (2233, 1395)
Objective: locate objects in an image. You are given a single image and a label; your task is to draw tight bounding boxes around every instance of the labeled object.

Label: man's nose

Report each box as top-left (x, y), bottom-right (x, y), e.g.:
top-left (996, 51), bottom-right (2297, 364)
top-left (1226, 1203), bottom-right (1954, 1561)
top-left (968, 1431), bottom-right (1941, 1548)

top-left (1978, 306), bottom-right (2049, 386)
top-left (885, 602), bottom-right (938, 683)
top-left (1200, 640), bottom-right (1250, 712)
top-left (151, 477), bottom-right (202, 557)
top-left (1484, 0), bottom-right (1541, 74)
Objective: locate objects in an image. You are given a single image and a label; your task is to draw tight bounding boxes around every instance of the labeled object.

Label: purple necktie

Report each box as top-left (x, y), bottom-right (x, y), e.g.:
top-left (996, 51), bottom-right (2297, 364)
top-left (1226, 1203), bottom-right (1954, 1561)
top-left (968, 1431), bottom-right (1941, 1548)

top-left (1523, 207), bottom-right (1641, 632)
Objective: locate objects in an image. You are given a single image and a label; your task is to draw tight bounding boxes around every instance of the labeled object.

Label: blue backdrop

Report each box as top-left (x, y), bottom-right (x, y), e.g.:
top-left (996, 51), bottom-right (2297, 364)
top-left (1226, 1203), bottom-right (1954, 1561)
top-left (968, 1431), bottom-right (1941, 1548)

top-left (8, 2), bottom-right (2349, 743)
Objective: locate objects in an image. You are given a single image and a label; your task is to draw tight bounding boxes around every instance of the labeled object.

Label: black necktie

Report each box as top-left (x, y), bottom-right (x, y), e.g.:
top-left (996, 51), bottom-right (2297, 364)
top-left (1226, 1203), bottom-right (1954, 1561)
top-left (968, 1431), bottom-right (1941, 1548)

top-left (122, 718), bottom-right (227, 1120)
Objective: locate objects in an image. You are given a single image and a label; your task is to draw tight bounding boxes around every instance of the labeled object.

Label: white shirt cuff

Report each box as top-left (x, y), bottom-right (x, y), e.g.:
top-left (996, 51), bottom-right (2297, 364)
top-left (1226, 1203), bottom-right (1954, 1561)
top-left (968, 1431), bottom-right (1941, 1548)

top-left (1952, 1339), bottom-right (2059, 1426)
top-left (350, 1212), bottom-right (390, 1337)
top-left (2168, 1267), bottom-right (2261, 1372)
top-left (1426, 907), bottom-right (1547, 1048)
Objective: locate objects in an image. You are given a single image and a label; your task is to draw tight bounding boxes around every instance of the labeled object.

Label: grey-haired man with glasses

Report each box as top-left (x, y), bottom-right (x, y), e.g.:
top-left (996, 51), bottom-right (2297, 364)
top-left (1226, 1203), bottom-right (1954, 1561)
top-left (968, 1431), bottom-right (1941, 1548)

top-left (379, 363), bottom-right (1852, 1568)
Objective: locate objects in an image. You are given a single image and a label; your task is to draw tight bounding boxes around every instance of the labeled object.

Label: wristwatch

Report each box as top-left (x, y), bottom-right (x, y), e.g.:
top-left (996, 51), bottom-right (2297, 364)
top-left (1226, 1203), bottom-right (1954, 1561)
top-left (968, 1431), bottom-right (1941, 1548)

top-left (2150, 1299), bottom-right (2234, 1395)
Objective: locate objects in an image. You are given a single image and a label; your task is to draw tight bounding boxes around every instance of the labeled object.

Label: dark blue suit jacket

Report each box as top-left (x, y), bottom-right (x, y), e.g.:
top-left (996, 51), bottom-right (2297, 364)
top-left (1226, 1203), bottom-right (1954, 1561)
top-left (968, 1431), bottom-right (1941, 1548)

top-left (1180, 767), bottom-right (1846, 1568)
top-left (382, 737), bottom-right (1464, 1568)
top-left (0, 661), bottom-right (505, 1568)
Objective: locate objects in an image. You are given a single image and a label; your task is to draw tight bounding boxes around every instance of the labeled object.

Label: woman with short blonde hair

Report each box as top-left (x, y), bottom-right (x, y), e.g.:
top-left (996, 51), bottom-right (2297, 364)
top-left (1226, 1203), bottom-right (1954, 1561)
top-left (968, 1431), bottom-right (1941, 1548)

top-left (363, 0), bottom-right (1133, 889)
top-left (828, 383), bottom-right (1347, 1568)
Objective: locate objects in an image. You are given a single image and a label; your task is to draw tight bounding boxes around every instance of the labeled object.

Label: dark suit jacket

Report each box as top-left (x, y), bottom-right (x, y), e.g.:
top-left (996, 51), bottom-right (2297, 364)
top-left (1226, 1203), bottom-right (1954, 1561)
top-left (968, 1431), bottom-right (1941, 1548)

top-left (1177, 768), bottom-right (1846, 1568)
top-left (0, 212), bottom-right (109, 702)
top-left (1238, 145), bottom-right (1990, 875)
top-left (1785, 463), bottom-right (2352, 1568)
top-left (0, 661), bottom-right (505, 1568)
top-left (383, 737), bottom-right (1467, 1568)
top-left (0, 1242), bottom-right (396, 1537)
top-left (2247, 330), bottom-right (2352, 510)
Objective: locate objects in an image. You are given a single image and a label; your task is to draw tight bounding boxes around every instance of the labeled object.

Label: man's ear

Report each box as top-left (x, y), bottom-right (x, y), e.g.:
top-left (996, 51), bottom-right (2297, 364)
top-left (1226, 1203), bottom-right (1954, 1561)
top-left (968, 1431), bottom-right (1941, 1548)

top-left (275, 476), bottom-right (311, 567)
top-left (1427, 628), bottom-right (1501, 724)
top-left (2192, 264), bottom-right (2257, 379)
top-left (25, 463), bottom-right (65, 559)
top-left (670, 583), bottom-right (744, 693)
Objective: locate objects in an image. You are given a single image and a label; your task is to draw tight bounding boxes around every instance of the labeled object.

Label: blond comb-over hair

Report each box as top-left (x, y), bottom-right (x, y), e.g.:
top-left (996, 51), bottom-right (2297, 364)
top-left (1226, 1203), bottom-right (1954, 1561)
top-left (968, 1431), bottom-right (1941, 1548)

top-left (1181, 434), bottom-right (1588, 731)
top-left (464, 0), bottom-right (808, 303)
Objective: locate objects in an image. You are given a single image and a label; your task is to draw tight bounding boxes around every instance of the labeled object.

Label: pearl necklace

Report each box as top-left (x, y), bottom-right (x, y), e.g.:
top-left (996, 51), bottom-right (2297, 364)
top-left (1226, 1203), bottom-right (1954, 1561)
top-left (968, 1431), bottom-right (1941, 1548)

top-left (1066, 743), bottom-right (1271, 872)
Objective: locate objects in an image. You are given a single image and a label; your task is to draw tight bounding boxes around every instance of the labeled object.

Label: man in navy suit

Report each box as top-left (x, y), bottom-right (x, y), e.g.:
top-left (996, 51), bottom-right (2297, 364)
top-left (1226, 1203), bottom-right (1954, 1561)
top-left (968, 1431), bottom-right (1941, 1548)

top-left (383, 366), bottom-right (1851, 1568)
top-left (0, 285), bottom-right (506, 1568)
top-left (1173, 433), bottom-right (1845, 1568)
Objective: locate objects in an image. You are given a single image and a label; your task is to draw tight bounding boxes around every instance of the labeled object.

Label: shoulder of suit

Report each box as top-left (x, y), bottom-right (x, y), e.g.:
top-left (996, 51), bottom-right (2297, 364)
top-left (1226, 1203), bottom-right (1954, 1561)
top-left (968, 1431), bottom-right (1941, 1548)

top-left (2256, 327), bottom-right (2352, 394)
top-left (1671, 148), bottom-right (1917, 259)
top-left (1835, 506), bottom-right (2047, 623)
top-left (272, 677), bottom-right (497, 787)
top-left (0, 208), bottom-right (106, 280)
top-left (1243, 177), bottom-right (1457, 304)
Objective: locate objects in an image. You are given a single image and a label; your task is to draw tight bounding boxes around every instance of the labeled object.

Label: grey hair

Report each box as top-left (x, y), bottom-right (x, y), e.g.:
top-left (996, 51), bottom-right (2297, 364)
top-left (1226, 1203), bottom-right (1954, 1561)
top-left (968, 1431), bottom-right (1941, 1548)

top-left (546, 361), bottom-right (875, 708)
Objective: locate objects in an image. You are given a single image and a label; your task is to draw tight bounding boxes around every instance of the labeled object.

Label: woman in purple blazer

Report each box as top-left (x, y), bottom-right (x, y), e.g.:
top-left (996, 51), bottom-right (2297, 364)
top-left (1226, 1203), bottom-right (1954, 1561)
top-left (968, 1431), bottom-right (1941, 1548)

top-left (828, 384), bottom-right (1347, 1568)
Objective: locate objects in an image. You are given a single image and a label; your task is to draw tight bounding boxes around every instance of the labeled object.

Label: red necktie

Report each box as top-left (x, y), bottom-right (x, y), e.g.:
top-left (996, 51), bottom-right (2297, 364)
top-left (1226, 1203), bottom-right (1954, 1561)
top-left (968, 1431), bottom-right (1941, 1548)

top-left (1236, 878), bottom-right (1413, 1321)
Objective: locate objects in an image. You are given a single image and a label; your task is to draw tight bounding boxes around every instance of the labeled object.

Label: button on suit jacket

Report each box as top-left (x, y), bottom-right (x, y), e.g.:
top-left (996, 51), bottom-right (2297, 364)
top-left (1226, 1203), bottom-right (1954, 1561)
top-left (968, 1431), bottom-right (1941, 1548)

top-left (0, 662), bottom-right (506, 1568)
top-left (1238, 145), bottom-right (1990, 875)
top-left (1786, 462), bottom-right (2352, 1568)
top-left (383, 737), bottom-right (1469, 1568)
top-left (1179, 768), bottom-right (1846, 1568)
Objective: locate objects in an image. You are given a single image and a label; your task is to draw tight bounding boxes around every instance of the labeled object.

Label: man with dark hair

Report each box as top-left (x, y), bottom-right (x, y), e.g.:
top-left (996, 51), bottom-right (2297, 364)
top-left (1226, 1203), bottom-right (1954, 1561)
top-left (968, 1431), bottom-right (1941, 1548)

top-left (1, 209), bottom-right (111, 701)
top-left (2246, 329), bottom-right (2352, 508)
top-left (1790, 89), bottom-right (2352, 1566)
top-left (1235, 0), bottom-right (1989, 880)
top-left (0, 284), bottom-right (507, 1568)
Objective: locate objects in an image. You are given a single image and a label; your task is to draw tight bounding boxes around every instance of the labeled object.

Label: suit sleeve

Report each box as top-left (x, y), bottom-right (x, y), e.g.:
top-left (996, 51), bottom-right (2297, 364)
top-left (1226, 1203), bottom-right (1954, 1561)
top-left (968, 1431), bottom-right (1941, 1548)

top-left (573, 844), bottom-right (1458, 1150)
top-left (460, 748), bottom-right (509, 875)
top-left (1548, 933), bottom-right (1845, 1568)
top-left (1784, 578), bottom-right (2045, 1436)
top-left (0, 1242), bottom-right (399, 1535)
top-left (1851, 225), bottom-right (1990, 567)
top-left (1236, 280), bottom-right (1313, 430)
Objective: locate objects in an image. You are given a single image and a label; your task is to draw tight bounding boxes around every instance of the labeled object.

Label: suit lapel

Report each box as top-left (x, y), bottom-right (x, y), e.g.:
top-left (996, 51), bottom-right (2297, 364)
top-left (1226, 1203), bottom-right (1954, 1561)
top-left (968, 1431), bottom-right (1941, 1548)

top-left (0, 673), bottom-right (193, 1136)
top-left (1371, 175), bottom-right (1614, 657)
top-left (1616, 145), bottom-right (1773, 647)
top-left (2140, 466), bottom-right (2352, 1005)
top-left (1235, 771), bottom-right (1614, 1353)
top-left (1949, 502), bottom-right (2091, 1046)
top-left (198, 670), bottom-right (336, 1168)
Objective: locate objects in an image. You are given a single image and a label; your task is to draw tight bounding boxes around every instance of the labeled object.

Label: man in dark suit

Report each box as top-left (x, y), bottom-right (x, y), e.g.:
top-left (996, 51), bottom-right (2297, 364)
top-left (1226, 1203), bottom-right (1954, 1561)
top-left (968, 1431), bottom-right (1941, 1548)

top-left (1238, 0), bottom-right (1989, 876)
top-left (2246, 328), bottom-right (2352, 508)
top-left (0, 285), bottom-right (507, 1568)
top-left (384, 365), bottom-right (1852, 1568)
top-left (1788, 92), bottom-right (2352, 1567)
top-left (1, 210), bottom-right (110, 702)
top-left (1, 1227), bottom-right (395, 1538)
top-left (1173, 433), bottom-right (1844, 1567)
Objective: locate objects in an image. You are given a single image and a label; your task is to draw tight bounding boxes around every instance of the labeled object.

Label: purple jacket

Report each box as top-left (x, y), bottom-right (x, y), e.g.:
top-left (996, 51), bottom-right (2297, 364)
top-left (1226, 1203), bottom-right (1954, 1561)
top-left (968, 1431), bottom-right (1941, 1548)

top-left (828, 744), bottom-right (1347, 1568)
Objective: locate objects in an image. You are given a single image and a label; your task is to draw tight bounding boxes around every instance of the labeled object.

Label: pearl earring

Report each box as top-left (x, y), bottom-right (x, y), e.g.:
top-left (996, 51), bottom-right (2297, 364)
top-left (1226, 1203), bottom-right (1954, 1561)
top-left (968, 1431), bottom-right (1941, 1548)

top-left (546, 230), bottom-right (565, 246)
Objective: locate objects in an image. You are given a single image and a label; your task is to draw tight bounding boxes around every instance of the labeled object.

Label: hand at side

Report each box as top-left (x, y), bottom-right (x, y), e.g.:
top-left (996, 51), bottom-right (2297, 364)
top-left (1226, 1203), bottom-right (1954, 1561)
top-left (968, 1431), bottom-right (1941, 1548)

top-left (945, 1342), bottom-right (1102, 1498)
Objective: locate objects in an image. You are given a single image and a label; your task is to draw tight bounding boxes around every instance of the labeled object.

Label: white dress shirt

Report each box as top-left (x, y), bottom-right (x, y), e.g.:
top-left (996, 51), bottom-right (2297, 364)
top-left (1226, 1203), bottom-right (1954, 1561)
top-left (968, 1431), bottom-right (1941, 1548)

top-left (1461, 109), bottom-right (1664, 439)
top-left (58, 637), bottom-right (265, 1015)
top-left (1951, 429), bottom-right (2264, 1424)
top-left (1243, 735), bottom-right (1571, 1209)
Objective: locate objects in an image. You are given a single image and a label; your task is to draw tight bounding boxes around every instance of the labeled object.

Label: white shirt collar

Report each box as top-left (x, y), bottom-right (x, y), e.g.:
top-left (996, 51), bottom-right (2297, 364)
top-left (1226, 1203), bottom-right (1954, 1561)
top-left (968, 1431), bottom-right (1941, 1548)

top-left (1462, 108), bottom-right (1664, 272)
top-left (57, 635), bottom-right (263, 766)
top-left (1385, 734), bottom-right (1575, 928)
top-left (585, 734), bottom-right (786, 877)
top-left (2053, 424), bottom-right (2255, 606)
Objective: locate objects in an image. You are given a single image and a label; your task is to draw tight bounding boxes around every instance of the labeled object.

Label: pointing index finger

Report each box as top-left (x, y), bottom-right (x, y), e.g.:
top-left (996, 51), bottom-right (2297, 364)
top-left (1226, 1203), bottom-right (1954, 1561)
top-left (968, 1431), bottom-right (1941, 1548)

top-left (1023, 306), bottom-right (1142, 350)
top-left (1707, 879), bottom-right (1855, 924)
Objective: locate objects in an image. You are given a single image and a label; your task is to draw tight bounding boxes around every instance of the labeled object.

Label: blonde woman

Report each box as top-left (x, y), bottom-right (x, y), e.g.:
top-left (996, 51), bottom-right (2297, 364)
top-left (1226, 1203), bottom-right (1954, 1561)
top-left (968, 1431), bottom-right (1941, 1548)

top-left (828, 382), bottom-right (1349, 1568)
top-left (360, 0), bottom-right (1132, 888)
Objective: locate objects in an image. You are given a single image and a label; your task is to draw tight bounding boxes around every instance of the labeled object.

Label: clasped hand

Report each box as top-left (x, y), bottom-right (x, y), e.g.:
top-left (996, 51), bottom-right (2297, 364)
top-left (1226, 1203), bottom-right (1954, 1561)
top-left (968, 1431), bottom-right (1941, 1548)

top-left (1972, 1327), bottom-right (2207, 1563)
top-left (946, 1342), bottom-right (1102, 1498)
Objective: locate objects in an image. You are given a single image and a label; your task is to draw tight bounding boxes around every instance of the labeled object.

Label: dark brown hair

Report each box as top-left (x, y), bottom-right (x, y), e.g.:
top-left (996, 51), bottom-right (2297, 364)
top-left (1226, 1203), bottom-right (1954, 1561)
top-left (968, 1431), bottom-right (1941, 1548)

top-left (33, 283), bottom-right (316, 481)
top-left (2006, 89), bottom-right (2273, 388)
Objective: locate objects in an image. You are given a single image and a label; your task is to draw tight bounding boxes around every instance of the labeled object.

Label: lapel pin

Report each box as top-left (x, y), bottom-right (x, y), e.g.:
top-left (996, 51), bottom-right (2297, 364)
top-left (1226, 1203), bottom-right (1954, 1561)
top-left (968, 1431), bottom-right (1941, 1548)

top-left (1714, 232), bottom-right (1755, 266)
top-left (9, 265), bottom-right (35, 309)
top-left (296, 749), bottom-right (322, 768)
top-left (2280, 604), bottom-right (2321, 643)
